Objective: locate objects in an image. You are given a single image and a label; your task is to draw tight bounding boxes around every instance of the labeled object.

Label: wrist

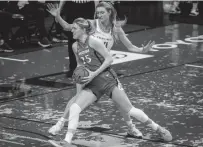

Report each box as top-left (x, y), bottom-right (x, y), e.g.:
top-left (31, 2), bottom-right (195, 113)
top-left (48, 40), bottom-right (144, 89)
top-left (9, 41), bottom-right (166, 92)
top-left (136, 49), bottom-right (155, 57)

top-left (55, 17), bottom-right (58, 23)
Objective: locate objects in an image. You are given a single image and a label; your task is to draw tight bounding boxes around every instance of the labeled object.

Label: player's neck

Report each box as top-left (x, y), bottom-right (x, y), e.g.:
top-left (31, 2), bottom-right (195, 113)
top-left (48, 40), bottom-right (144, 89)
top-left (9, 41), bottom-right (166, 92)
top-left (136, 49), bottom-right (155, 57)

top-left (78, 34), bottom-right (88, 45)
top-left (99, 20), bottom-right (111, 31)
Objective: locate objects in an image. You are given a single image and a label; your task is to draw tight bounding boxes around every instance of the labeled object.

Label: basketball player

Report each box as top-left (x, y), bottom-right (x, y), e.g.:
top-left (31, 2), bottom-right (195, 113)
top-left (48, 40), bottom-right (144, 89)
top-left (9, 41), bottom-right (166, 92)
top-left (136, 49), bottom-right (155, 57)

top-left (47, 1), bottom-right (154, 138)
top-left (57, 0), bottom-right (99, 78)
top-left (48, 18), bottom-right (172, 147)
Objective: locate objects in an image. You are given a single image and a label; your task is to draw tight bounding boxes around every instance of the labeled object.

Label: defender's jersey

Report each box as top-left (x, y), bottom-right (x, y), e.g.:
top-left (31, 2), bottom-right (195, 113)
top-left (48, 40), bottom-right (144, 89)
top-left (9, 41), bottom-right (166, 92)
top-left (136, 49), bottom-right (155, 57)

top-left (77, 38), bottom-right (104, 72)
top-left (92, 19), bottom-right (114, 51)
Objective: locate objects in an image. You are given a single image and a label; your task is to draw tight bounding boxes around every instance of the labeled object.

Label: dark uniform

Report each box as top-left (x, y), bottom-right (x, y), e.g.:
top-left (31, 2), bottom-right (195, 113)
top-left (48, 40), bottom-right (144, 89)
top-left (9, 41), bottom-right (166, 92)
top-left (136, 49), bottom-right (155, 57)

top-left (76, 37), bottom-right (119, 99)
top-left (63, 1), bottom-right (95, 76)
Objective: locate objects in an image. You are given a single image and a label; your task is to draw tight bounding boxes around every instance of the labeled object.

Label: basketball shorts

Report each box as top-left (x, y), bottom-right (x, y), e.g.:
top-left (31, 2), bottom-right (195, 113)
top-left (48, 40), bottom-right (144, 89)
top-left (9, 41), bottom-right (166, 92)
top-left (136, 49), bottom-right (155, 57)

top-left (84, 69), bottom-right (118, 101)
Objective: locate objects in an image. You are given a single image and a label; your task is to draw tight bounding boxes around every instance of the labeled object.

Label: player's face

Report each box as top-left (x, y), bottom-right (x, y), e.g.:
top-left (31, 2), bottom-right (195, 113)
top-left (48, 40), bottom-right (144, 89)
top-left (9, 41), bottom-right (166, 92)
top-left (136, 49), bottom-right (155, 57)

top-left (96, 7), bottom-right (111, 23)
top-left (71, 23), bottom-right (84, 40)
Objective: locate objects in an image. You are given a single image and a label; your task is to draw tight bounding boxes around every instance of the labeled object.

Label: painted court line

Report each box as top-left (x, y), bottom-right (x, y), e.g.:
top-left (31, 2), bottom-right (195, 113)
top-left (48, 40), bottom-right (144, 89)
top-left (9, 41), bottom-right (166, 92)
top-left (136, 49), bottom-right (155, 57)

top-left (1, 132), bottom-right (48, 143)
top-left (65, 50), bottom-right (153, 65)
top-left (0, 138), bottom-right (25, 146)
top-left (185, 64), bottom-right (203, 68)
top-left (0, 57), bottom-right (29, 62)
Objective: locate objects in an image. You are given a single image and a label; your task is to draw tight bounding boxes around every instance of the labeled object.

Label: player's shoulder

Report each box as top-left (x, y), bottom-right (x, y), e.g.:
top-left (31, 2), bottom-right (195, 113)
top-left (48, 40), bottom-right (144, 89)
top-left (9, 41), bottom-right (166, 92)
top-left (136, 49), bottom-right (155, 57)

top-left (72, 42), bottom-right (78, 48)
top-left (88, 35), bottom-right (102, 47)
top-left (72, 42), bottom-right (78, 52)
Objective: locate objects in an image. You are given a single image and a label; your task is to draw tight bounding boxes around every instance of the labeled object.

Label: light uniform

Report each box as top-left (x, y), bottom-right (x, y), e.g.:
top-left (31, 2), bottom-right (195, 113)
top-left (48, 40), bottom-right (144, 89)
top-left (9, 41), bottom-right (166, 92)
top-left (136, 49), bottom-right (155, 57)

top-left (91, 19), bottom-right (124, 91)
top-left (92, 19), bottom-right (114, 51)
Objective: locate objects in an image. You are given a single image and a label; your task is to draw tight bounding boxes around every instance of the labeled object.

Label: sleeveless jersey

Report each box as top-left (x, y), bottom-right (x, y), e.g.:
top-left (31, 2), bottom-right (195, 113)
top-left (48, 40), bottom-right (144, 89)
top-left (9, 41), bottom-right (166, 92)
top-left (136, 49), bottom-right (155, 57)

top-left (77, 38), bottom-right (104, 72)
top-left (76, 37), bottom-right (121, 97)
top-left (92, 19), bottom-right (114, 51)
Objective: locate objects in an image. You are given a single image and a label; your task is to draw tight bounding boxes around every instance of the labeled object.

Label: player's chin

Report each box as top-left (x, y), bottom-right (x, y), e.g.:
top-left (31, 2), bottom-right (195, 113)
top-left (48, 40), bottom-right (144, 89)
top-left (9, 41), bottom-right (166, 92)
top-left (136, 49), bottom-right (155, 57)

top-left (73, 36), bottom-right (77, 39)
top-left (73, 34), bottom-right (78, 39)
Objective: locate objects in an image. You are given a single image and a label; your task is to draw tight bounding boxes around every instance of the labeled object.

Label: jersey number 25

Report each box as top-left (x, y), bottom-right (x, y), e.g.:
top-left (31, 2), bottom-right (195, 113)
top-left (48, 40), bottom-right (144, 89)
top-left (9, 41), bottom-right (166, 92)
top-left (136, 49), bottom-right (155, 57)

top-left (81, 55), bottom-right (91, 64)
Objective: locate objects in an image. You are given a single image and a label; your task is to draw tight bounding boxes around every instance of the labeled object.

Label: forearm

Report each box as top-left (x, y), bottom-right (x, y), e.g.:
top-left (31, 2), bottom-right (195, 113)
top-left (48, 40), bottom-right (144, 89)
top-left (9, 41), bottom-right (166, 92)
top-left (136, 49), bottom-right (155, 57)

top-left (56, 13), bottom-right (72, 31)
top-left (94, 57), bottom-right (113, 77)
top-left (118, 29), bottom-right (133, 48)
top-left (129, 45), bottom-right (143, 53)
top-left (120, 35), bottom-right (133, 49)
top-left (118, 28), bottom-right (142, 53)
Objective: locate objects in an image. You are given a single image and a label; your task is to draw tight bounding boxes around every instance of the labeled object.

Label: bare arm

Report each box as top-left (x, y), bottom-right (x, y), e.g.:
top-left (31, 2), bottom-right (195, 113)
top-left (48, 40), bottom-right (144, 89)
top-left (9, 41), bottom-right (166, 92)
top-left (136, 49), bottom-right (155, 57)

top-left (47, 3), bottom-right (72, 31)
top-left (116, 26), bottom-right (155, 53)
top-left (116, 27), bottom-right (143, 52)
top-left (72, 42), bottom-right (85, 93)
top-left (56, 11), bottom-right (72, 31)
top-left (88, 36), bottom-right (113, 77)
top-left (72, 42), bottom-right (83, 67)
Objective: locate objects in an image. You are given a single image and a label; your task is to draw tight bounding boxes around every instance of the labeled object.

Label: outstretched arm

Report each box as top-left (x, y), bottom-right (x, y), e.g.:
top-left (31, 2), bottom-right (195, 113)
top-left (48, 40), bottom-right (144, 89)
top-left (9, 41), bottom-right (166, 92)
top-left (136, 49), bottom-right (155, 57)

top-left (56, 10), bottom-right (72, 31)
top-left (116, 27), bottom-right (154, 53)
top-left (47, 3), bottom-right (72, 31)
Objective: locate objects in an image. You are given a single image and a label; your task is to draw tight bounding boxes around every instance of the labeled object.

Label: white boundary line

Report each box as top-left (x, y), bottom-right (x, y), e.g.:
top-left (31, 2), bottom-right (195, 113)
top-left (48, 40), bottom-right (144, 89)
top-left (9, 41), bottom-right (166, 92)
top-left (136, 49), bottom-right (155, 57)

top-left (0, 138), bottom-right (25, 146)
top-left (185, 64), bottom-right (203, 69)
top-left (0, 57), bottom-right (29, 62)
top-left (0, 132), bottom-right (48, 143)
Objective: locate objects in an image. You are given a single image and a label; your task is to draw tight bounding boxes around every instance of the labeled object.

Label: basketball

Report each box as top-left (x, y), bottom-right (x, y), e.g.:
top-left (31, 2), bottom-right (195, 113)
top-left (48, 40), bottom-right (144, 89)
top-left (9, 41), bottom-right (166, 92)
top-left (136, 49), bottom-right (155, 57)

top-left (72, 66), bottom-right (89, 84)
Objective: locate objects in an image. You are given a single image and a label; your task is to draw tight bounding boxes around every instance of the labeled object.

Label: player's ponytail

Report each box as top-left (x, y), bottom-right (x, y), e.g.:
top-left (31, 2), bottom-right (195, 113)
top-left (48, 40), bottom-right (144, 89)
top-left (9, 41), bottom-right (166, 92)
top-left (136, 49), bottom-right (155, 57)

top-left (73, 18), bottom-right (94, 35)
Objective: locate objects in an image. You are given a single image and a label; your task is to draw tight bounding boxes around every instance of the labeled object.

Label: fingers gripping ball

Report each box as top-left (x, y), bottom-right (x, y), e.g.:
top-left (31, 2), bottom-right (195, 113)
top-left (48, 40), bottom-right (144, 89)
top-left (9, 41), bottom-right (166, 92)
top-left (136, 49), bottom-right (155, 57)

top-left (72, 66), bottom-right (89, 84)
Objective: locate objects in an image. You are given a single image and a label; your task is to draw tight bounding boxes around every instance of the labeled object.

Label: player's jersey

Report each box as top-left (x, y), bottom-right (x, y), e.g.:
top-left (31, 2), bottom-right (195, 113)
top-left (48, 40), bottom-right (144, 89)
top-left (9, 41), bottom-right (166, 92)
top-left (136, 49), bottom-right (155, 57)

top-left (76, 37), bottom-right (105, 72)
top-left (92, 19), bottom-right (114, 51)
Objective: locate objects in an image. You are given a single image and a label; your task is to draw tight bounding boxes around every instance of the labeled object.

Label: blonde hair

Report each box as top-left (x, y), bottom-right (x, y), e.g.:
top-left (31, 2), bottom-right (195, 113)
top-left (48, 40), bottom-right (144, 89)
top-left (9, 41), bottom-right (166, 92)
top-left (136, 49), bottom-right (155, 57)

top-left (73, 18), bottom-right (93, 35)
top-left (95, 1), bottom-right (127, 41)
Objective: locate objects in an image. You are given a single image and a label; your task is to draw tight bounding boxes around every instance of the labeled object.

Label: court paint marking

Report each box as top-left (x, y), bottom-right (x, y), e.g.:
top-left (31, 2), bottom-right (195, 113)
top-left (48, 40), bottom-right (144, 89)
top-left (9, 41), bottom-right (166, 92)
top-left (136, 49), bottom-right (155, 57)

top-left (0, 57), bottom-right (29, 62)
top-left (152, 34), bottom-right (203, 49)
top-left (185, 64), bottom-right (203, 69)
top-left (110, 50), bottom-right (153, 65)
top-left (0, 139), bottom-right (25, 145)
top-left (65, 50), bottom-right (153, 65)
top-left (0, 132), bottom-right (48, 143)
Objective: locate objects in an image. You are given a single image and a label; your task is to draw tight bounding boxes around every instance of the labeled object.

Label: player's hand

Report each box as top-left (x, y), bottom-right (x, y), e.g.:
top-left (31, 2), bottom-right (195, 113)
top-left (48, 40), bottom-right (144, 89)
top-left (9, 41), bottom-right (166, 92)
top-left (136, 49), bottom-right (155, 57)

top-left (81, 69), bottom-right (96, 85)
top-left (47, 3), bottom-right (59, 17)
top-left (141, 40), bottom-right (155, 53)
